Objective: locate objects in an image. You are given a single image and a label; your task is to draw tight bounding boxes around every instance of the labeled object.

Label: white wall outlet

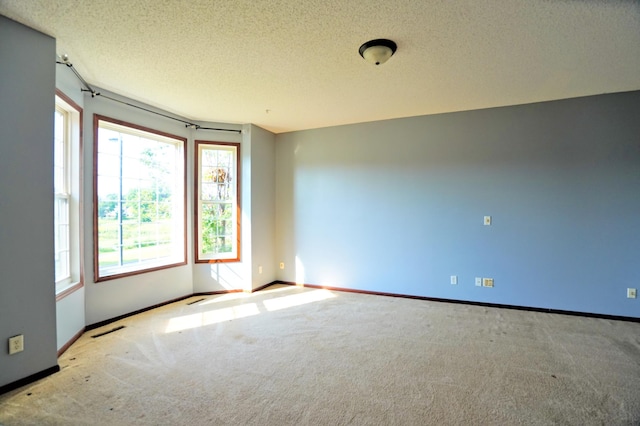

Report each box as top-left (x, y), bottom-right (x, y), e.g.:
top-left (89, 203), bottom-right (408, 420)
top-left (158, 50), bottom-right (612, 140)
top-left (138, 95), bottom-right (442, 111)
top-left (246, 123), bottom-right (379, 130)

top-left (475, 277), bottom-right (482, 287)
top-left (258, 266), bottom-right (263, 274)
top-left (450, 275), bottom-right (457, 285)
top-left (9, 335), bottom-right (24, 355)
top-left (279, 262), bottom-right (285, 270)
top-left (484, 216), bottom-right (491, 226)
top-left (627, 288), bottom-right (637, 299)
top-left (483, 278), bottom-right (494, 288)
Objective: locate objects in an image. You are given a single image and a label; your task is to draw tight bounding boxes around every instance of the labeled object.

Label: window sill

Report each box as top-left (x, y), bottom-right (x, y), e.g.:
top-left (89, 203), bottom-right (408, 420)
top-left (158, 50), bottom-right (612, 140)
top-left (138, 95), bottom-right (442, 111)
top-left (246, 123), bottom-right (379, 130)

top-left (55, 280), bottom-right (83, 301)
top-left (96, 260), bottom-right (187, 283)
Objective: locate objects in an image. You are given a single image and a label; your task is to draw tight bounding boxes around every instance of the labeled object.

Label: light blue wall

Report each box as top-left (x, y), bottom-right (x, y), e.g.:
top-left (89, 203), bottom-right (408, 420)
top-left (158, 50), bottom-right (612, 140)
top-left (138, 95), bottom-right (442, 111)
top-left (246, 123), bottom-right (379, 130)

top-left (249, 124), bottom-right (277, 289)
top-left (0, 15), bottom-right (58, 387)
top-left (56, 289), bottom-right (84, 350)
top-left (275, 91), bottom-right (640, 318)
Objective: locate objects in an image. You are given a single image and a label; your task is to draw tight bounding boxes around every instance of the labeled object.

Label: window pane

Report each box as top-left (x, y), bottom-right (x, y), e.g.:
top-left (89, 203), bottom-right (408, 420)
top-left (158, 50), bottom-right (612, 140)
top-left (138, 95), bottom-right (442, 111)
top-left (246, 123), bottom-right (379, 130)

top-left (54, 195), bottom-right (70, 282)
top-left (54, 109), bottom-right (66, 196)
top-left (55, 251), bottom-right (69, 282)
top-left (122, 245), bottom-right (140, 265)
top-left (54, 107), bottom-right (70, 283)
top-left (155, 242), bottom-right (172, 258)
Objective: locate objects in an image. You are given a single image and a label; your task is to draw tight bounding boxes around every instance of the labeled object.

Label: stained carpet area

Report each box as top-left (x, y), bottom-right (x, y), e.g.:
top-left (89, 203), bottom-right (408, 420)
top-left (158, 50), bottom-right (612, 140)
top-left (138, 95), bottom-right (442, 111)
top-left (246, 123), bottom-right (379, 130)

top-left (1, 284), bottom-right (639, 425)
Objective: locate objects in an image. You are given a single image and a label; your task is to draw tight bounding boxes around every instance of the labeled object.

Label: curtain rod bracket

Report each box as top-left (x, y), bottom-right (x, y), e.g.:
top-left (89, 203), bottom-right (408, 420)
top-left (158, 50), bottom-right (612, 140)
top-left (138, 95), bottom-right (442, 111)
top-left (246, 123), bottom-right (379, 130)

top-left (81, 88), bottom-right (100, 97)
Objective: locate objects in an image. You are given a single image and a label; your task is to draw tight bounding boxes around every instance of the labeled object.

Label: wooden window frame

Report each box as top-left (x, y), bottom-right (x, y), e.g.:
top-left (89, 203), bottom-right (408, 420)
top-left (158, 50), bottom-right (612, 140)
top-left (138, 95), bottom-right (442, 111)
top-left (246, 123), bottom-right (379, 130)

top-left (93, 114), bottom-right (187, 282)
top-left (194, 141), bottom-right (241, 263)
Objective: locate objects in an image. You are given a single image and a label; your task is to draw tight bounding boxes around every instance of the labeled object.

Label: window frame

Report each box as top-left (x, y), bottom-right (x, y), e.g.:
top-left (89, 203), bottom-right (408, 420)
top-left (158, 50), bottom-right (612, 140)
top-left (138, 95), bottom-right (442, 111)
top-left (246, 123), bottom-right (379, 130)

top-left (194, 140), bottom-right (241, 263)
top-left (93, 114), bottom-right (187, 282)
top-left (55, 89), bottom-right (83, 299)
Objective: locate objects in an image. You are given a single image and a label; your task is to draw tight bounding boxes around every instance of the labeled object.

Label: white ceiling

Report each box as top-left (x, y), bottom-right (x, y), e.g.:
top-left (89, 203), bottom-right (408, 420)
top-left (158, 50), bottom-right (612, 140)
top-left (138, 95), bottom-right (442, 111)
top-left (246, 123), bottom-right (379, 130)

top-left (2, 0), bottom-right (640, 134)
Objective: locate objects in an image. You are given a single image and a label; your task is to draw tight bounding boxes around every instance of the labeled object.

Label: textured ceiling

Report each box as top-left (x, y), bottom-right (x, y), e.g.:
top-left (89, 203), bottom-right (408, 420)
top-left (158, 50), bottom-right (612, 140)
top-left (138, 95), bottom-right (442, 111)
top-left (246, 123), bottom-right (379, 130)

top-left (2, 0), bottom-right (640, 133)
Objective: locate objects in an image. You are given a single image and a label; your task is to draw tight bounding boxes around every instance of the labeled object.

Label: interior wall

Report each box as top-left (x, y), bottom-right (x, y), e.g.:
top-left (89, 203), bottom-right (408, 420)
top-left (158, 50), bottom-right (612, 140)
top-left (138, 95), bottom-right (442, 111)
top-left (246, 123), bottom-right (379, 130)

top-left (275, 91), bottom-right (640, 318)
top-left (249, 125), bottom-right (277, 289)
top-left (56, 289), bottom-right (84, 350)
top-left (55, 56), bottom-right (86, 351)
top-left (0, 15), bottom-right (58, 387)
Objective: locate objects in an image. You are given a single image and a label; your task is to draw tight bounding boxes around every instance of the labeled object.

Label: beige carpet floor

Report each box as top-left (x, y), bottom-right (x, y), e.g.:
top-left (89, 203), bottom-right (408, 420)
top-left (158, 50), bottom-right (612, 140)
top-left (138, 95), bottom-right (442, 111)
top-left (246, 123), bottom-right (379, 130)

top-left (1, 284), bottom-right (639, 425)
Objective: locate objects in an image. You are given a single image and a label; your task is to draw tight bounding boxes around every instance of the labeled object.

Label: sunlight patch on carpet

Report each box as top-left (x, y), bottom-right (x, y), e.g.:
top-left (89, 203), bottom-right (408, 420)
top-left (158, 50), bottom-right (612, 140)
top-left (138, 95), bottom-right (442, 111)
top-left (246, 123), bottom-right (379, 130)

top-left (197, 292), bottom-right (251, 306)
top-left (164, 303), bottom-right (260, 333)
top-left (262, 289), bottom-right (336, 311)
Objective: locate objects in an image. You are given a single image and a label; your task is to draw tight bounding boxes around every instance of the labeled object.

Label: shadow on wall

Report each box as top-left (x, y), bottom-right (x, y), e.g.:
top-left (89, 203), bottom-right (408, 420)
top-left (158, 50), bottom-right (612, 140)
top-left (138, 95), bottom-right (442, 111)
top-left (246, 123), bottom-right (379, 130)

top-left (209, 263), bottom-right (244, 291)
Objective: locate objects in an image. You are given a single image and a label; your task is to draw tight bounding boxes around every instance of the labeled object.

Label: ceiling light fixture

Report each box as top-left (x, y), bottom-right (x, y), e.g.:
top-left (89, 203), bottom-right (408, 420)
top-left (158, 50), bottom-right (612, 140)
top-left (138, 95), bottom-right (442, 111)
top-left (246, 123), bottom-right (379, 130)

top-left (359, 39), bottom-right (397, 65)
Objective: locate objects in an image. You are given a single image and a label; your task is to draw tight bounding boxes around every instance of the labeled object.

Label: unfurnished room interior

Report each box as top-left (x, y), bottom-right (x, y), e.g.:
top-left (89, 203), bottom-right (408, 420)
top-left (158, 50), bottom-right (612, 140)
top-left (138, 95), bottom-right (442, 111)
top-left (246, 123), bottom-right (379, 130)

top-left (1, 1), bottom-right (639, 424)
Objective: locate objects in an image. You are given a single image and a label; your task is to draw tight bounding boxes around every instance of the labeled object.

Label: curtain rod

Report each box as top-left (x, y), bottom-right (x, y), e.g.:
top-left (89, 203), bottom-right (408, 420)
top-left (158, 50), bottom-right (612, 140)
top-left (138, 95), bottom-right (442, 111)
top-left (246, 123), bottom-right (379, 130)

top-left (56, 57), bottom-right (242, 134)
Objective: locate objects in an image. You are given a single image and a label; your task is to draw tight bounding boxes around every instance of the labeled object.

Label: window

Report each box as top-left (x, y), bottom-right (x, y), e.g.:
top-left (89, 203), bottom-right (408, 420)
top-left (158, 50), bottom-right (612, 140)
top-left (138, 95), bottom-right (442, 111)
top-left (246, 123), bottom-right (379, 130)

top-left (55, 91), bottom-right (83, 296)
top-left (94, 115), bottom-right (186, 281)
top-left (54, 106), bottom-right (70, 282)
top-left (195, 141), bottom-right (240, 263)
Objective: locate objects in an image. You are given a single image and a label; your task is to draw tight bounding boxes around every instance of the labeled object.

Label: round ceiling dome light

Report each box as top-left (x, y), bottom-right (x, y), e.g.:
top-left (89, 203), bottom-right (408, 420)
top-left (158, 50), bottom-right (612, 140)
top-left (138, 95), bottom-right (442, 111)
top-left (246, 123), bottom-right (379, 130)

top-left (359, 39), bottom-right (397, 65)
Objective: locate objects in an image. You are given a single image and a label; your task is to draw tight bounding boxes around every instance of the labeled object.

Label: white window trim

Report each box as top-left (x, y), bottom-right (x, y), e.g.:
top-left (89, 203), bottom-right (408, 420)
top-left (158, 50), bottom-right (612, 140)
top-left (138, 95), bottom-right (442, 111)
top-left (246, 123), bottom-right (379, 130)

top-left (55, 93), bottom-right (83, 296)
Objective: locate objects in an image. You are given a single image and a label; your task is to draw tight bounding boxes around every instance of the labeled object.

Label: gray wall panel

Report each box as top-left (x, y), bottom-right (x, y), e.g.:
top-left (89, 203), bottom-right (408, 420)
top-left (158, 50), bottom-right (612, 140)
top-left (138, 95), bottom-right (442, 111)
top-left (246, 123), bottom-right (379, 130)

top-left (275, 92), bottom-right (640, 317)
top-left (0, 15), bottom-right (58, 386)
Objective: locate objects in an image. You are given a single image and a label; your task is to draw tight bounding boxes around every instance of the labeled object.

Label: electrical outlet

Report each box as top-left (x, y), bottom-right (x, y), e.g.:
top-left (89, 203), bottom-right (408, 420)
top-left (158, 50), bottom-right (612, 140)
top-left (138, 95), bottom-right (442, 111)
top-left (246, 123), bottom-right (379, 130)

top-left (475, 277), bottom-right (482, 287)
top-left (9, 335), bottom-right (24, 355)
top-left (258, 266), bottom-right (263, 274)
top-left (279, 262), bottom-right (285, 270)
top-left (450, 275), bottom-right (457, 285)
top-left (628, 288), bottom-right (637, 299)
top-left (484, 216), bottom-right (491, 226)
top-left (482, 278), bottom-right (494, 288)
